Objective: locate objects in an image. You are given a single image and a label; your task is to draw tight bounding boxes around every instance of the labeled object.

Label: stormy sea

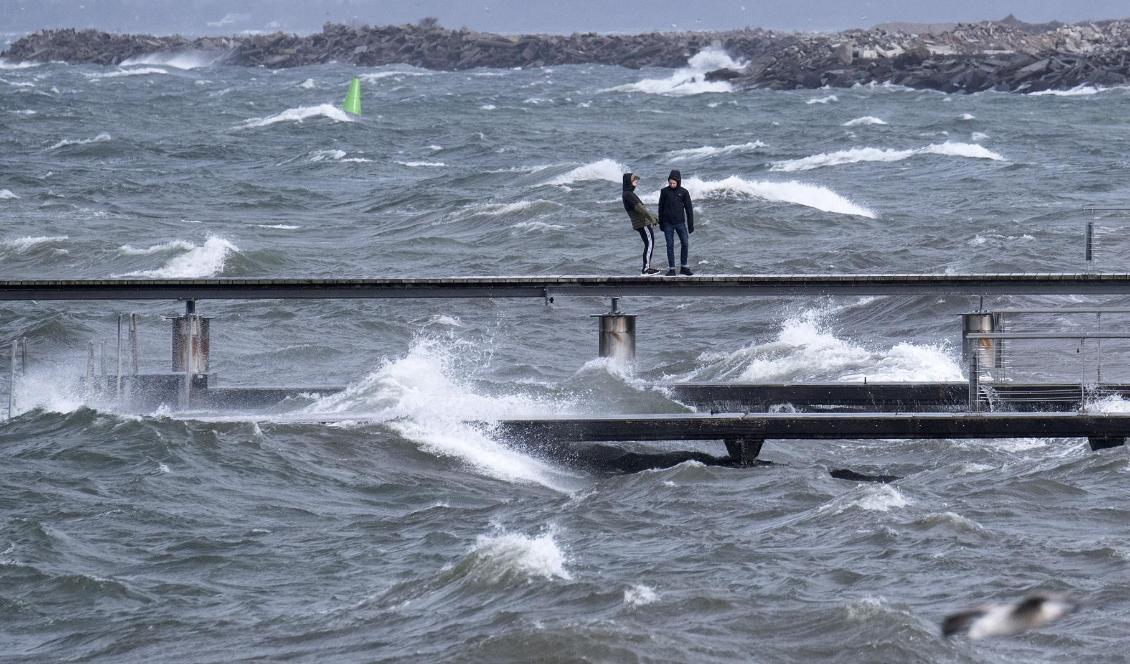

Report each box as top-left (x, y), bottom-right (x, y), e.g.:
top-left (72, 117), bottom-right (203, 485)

top-left (2, 46), bottom-right (1129, 661)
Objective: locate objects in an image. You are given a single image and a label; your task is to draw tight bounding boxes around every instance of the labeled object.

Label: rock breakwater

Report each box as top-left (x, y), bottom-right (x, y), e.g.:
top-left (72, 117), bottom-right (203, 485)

top-left (5, 16), bottom-right (1130, 93)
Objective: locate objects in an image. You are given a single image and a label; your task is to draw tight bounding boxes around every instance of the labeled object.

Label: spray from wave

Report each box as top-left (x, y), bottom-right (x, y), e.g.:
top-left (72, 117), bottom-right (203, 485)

top-left (119, 235), bottom-right (239, 278)
top-left (602, 47), bottom-right (744, 96)
top-left (771, 142), bottom-right (1006, 172)
top-left (641, 175), bottom-right (875, 218)
top-left (236, 104), bottom-right (355, 129)
top-left (300, 337), bottom-right (581, 492)
top-left (120, 51), bottom-right (224, 69)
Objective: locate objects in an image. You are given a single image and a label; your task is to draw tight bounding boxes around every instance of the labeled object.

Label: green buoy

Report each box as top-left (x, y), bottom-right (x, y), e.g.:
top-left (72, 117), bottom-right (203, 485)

top-left (342, 77), bottom-right (362, 116)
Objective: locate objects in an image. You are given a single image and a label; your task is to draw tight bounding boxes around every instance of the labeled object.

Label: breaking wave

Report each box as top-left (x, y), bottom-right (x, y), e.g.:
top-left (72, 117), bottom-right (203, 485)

top-left (806, 95), bottom-right (838, 105)
top-left (120, 235), bottom-right (239, 278)
top-left (2, 235), bottom-right (68, 253)
top-left (666, 141), bottom-right (766, 161)
top-left (47, 132), bottom-right (111, 151)
top-left (120, 51), bottom-right (224, 69)
top-left (843, 116), bottom-right (887, 126)
top-left (640, 176), bottom-right (875, 218)
top-left (545, 158), bottom-right (628, 186)
top-left (236, 104), bottom-right (355, 129)
top-left (602, 46), bottom-right (743, 96)
top-left (300, 337), bottom-right (581, 492)
top-left (466, 527), bottom-right (572, 581)
top-left (771, 142), bottom-right (1006, 172)
top-left (117, 239), bottom-right (197, 255)
top-left (84, 67), bottom-right (169, 79)
top-left (0, 189), bottom-right (19, 200)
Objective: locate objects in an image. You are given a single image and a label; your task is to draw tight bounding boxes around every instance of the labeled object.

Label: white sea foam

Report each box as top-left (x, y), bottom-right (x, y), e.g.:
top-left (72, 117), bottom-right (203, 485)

top-left (469, 527), bottom-right (571, 581)
top-left (298, 78), bottom-right (316, 89)
top-left (2, 235), bottom-right (67, 252)
top-left (476, 201), bottom-right (540, 216)
top-left (771, 141), bottom-right (1005, 172)
top-left (845, 485), bottom-right (911, 512)
top-left (47, 132), bottom-right (111, 151)
top-left (0, 60), bottom-right (39, 70)
top-left (120, 51), bottom-right (221, 69)
top-left (84, 67), bottom-right (169, 79)
top-left (959, 113), bottom-right (976, 120)
top-left (806, 94), bottom-right (839, 105)
top-left (691, 308), bottom-right (962, 383)
top-left (666, 141), bottom-right (766, 161)
top-left (971, 132), bottom-right (989, 142)
top-left (624, 584), bottom-right (659, 607)
top-left (255, 224), bottom-right (300, 230)
top-left (639, 176), bottom-right (874, 218)
top-left (1086, 395), bottom-right (1130, 412)
top-left (10, 110), bottom-right (36, 116)
top-left (0, 78), bottom-right (35, 88)
top-left (545, 158), bottom-right (628, 186)
top-left (603, 46), bottom-right (743, 96)
top-left (843, 116), bottom-right (887, 126)
top-left (360, 69), bottom-right (431, 82)
top-left (395, 161), bottom-right (446, 168)
top-left (0, 189), bottom-right (19, 200)
top-left (118, 239), bottom-right (196, 255)
top-left (300, 337), bottom-right (580, 492)
top-left (310, 149), bottom-right (346, 162)
top-left (513, 221), bottom-right (565, 231)
top-left (236, 103), bottom-right (354, 129)
top-left (120, 235), bottom-right (238, 278)
top-left (480, 104), bottom-right (497, 110)
top-left (1028, 84), bottom-right (1105, 97)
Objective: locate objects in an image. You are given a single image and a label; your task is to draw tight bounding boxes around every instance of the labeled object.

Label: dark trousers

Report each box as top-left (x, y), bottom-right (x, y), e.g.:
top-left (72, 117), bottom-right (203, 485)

top-left (661, 223), bottom-right (689, 268)
top-left (636, 225), bottom-right (655, 270)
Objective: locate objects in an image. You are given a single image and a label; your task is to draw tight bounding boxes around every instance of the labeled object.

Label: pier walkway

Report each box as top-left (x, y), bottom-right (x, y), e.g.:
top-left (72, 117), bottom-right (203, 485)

top-left (5, 273), bottom-right (1130, 300)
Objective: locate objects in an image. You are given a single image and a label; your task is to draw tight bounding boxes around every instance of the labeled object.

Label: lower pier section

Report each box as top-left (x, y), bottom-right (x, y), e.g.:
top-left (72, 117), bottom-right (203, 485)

top-left (493, 412), bottom-right (1130, 461)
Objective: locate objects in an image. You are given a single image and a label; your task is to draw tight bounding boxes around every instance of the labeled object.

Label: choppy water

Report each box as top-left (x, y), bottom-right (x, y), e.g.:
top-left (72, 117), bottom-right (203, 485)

top-left (2, 48), bottom-right (1130, 662)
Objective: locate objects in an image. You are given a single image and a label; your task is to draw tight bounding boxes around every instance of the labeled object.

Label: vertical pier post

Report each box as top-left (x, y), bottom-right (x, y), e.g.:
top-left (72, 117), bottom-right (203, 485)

top-left (173, 300), bottom-right (209, 410)
top-left (7, 339), bottom-right (16, 420)
top-left (116, 314), bottom-right (123, 402)
top-left (593, 297), bottom-right (636, 363)
top-left (962, 312), bottom-right (1002, 370)
top-left (129, 314), bottom-right (139, 376)
top-left (1085, 220), bottom-right (1094, 264)
top-left (968, 351), bottom-right (980, 412)
top-left (86, 340), bottom-right (95, 397)
top-left (724, 438), bottom-right (764, 466)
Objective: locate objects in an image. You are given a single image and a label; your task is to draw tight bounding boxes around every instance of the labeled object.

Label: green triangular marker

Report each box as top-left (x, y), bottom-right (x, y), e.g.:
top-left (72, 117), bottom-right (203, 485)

top-left (342, 77), bottom-right (362, 116)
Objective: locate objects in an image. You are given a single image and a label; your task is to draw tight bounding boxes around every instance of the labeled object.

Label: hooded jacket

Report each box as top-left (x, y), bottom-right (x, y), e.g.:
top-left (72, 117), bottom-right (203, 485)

top-left (657, 169), bottom-right (694, 231)
top-left (622, 173), bottom-right (659, 230)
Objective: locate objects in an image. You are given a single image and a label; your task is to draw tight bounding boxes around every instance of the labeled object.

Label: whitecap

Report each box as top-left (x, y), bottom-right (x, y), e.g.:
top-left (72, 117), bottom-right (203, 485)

top-left (47, 132), bottom-right (111, 151)
top-left (117, 239), bottom-right (196, 255)
top-left (959, 113), bottom-right (976, 120)
top-left (236, 103), bottom-right (354, 129)
top-left (624, 584), bottom-right (659, 607)
top-left (512, 221), bottom-right (565, 231)
top-left (480, 104), bottom-right (497, 110)
top-left (666, 141), bottom-right (766, 161)
top-left (255, 224), bottom-right (300, 230)
top-left (1028, 84), bottom-right (1106, 97)
top-left (360, 69), bottom-right (432, 82)
top-left (545, 158), bottom-right (628, 186)
top-left (842, 116), bottom-right (887, 126)
top-left (0, 60), bottom-right (39, 70)
top-left (602, 46), bottom-right (742, 96)
top-left (806, 94), bottom-right (839, 105)
top-left (468, 527), bottom-right (572, 581)
top-left (2, 235), bottom-right (67, 252)
top-left (120, 51), bottom-right (222, 69)
top-left (639, 175), bottom-right (874, 218)
top-left (771, 141), bottom-right (1005, 172)
top-left (395, 161), bottom-right (445, 168)
top-left (843, 485), bottom-right (910, 513)
top-left (84, 67), bottom-right (169, 79)
top-left (0, 189), bottom-right (19, 200)
top-left (119, 235), bottom-right (238, 278)
top-left (298, 78), bottom-right (316, 89)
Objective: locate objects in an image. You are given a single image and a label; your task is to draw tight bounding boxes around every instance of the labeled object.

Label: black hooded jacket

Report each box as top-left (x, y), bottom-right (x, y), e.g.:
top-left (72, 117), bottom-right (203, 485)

top-left (658, 169), bottom-right (694, 231)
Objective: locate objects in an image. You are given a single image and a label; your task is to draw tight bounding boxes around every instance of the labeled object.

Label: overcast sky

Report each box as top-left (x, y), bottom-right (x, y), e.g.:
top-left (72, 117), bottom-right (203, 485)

top-left (2, 0), bottom-right (1128, 36)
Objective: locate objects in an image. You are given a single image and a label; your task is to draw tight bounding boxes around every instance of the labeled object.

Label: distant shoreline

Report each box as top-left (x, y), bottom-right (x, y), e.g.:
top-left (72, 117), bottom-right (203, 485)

top-left (4, 17), bottom-right (1130, 93)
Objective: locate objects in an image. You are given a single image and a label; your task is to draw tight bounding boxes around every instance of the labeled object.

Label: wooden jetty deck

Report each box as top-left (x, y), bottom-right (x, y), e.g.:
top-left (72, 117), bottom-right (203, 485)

top-left (6, 273), bottom-right (1130, 300)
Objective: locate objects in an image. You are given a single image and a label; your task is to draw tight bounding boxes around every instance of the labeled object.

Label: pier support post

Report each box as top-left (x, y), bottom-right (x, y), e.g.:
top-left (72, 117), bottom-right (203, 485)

top-left (1088, 436), bottom-right (1125, 452)
top-left (594, 297), bottom-right (636, 363)
top-left (172, 300), bottom-right (210, 410)
top-left (724, 438), bottom-right (764, 466)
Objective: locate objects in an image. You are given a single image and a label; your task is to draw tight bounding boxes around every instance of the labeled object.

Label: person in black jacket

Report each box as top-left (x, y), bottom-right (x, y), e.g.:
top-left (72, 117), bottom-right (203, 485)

top-left (657, 169), bottom-right (694, 276)
top-left (622, 173), bottom-right (661, 274)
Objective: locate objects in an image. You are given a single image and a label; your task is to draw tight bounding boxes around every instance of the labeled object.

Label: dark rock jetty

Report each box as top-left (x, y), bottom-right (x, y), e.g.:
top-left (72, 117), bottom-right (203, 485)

top-left (5, 16), bottom-right (1130, 93)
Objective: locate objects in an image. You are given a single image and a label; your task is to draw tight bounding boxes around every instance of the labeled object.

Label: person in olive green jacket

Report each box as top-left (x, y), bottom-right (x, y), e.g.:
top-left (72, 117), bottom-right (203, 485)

top-left (621, 172), bottom-right (661, 274)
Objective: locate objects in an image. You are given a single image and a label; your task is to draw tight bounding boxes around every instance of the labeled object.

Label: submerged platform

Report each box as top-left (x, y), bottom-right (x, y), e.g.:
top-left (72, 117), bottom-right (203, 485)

top-left (7, 273), bottom-right (1130, 300)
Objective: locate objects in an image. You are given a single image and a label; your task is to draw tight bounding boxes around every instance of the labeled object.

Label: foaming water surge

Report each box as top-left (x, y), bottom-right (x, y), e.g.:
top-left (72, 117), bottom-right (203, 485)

top-left (465, 526), bottom-right (572, 581)
top-left (119, 235), bottom-right (239, 278)
top-left (603, 47), bottom-right (744, 95)
top-left (236, 103), bottom-right (355, 129)
top-left (688, 308), bottom-right (962, 383)
top-left (300, 337), bottom-right (582, 492)
top-left (643, 176), bottom-right (875, 218)
top-left (771, 142), bottom-right (1006, 172)
top-left (120, 51), bottom-right (224, 69)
